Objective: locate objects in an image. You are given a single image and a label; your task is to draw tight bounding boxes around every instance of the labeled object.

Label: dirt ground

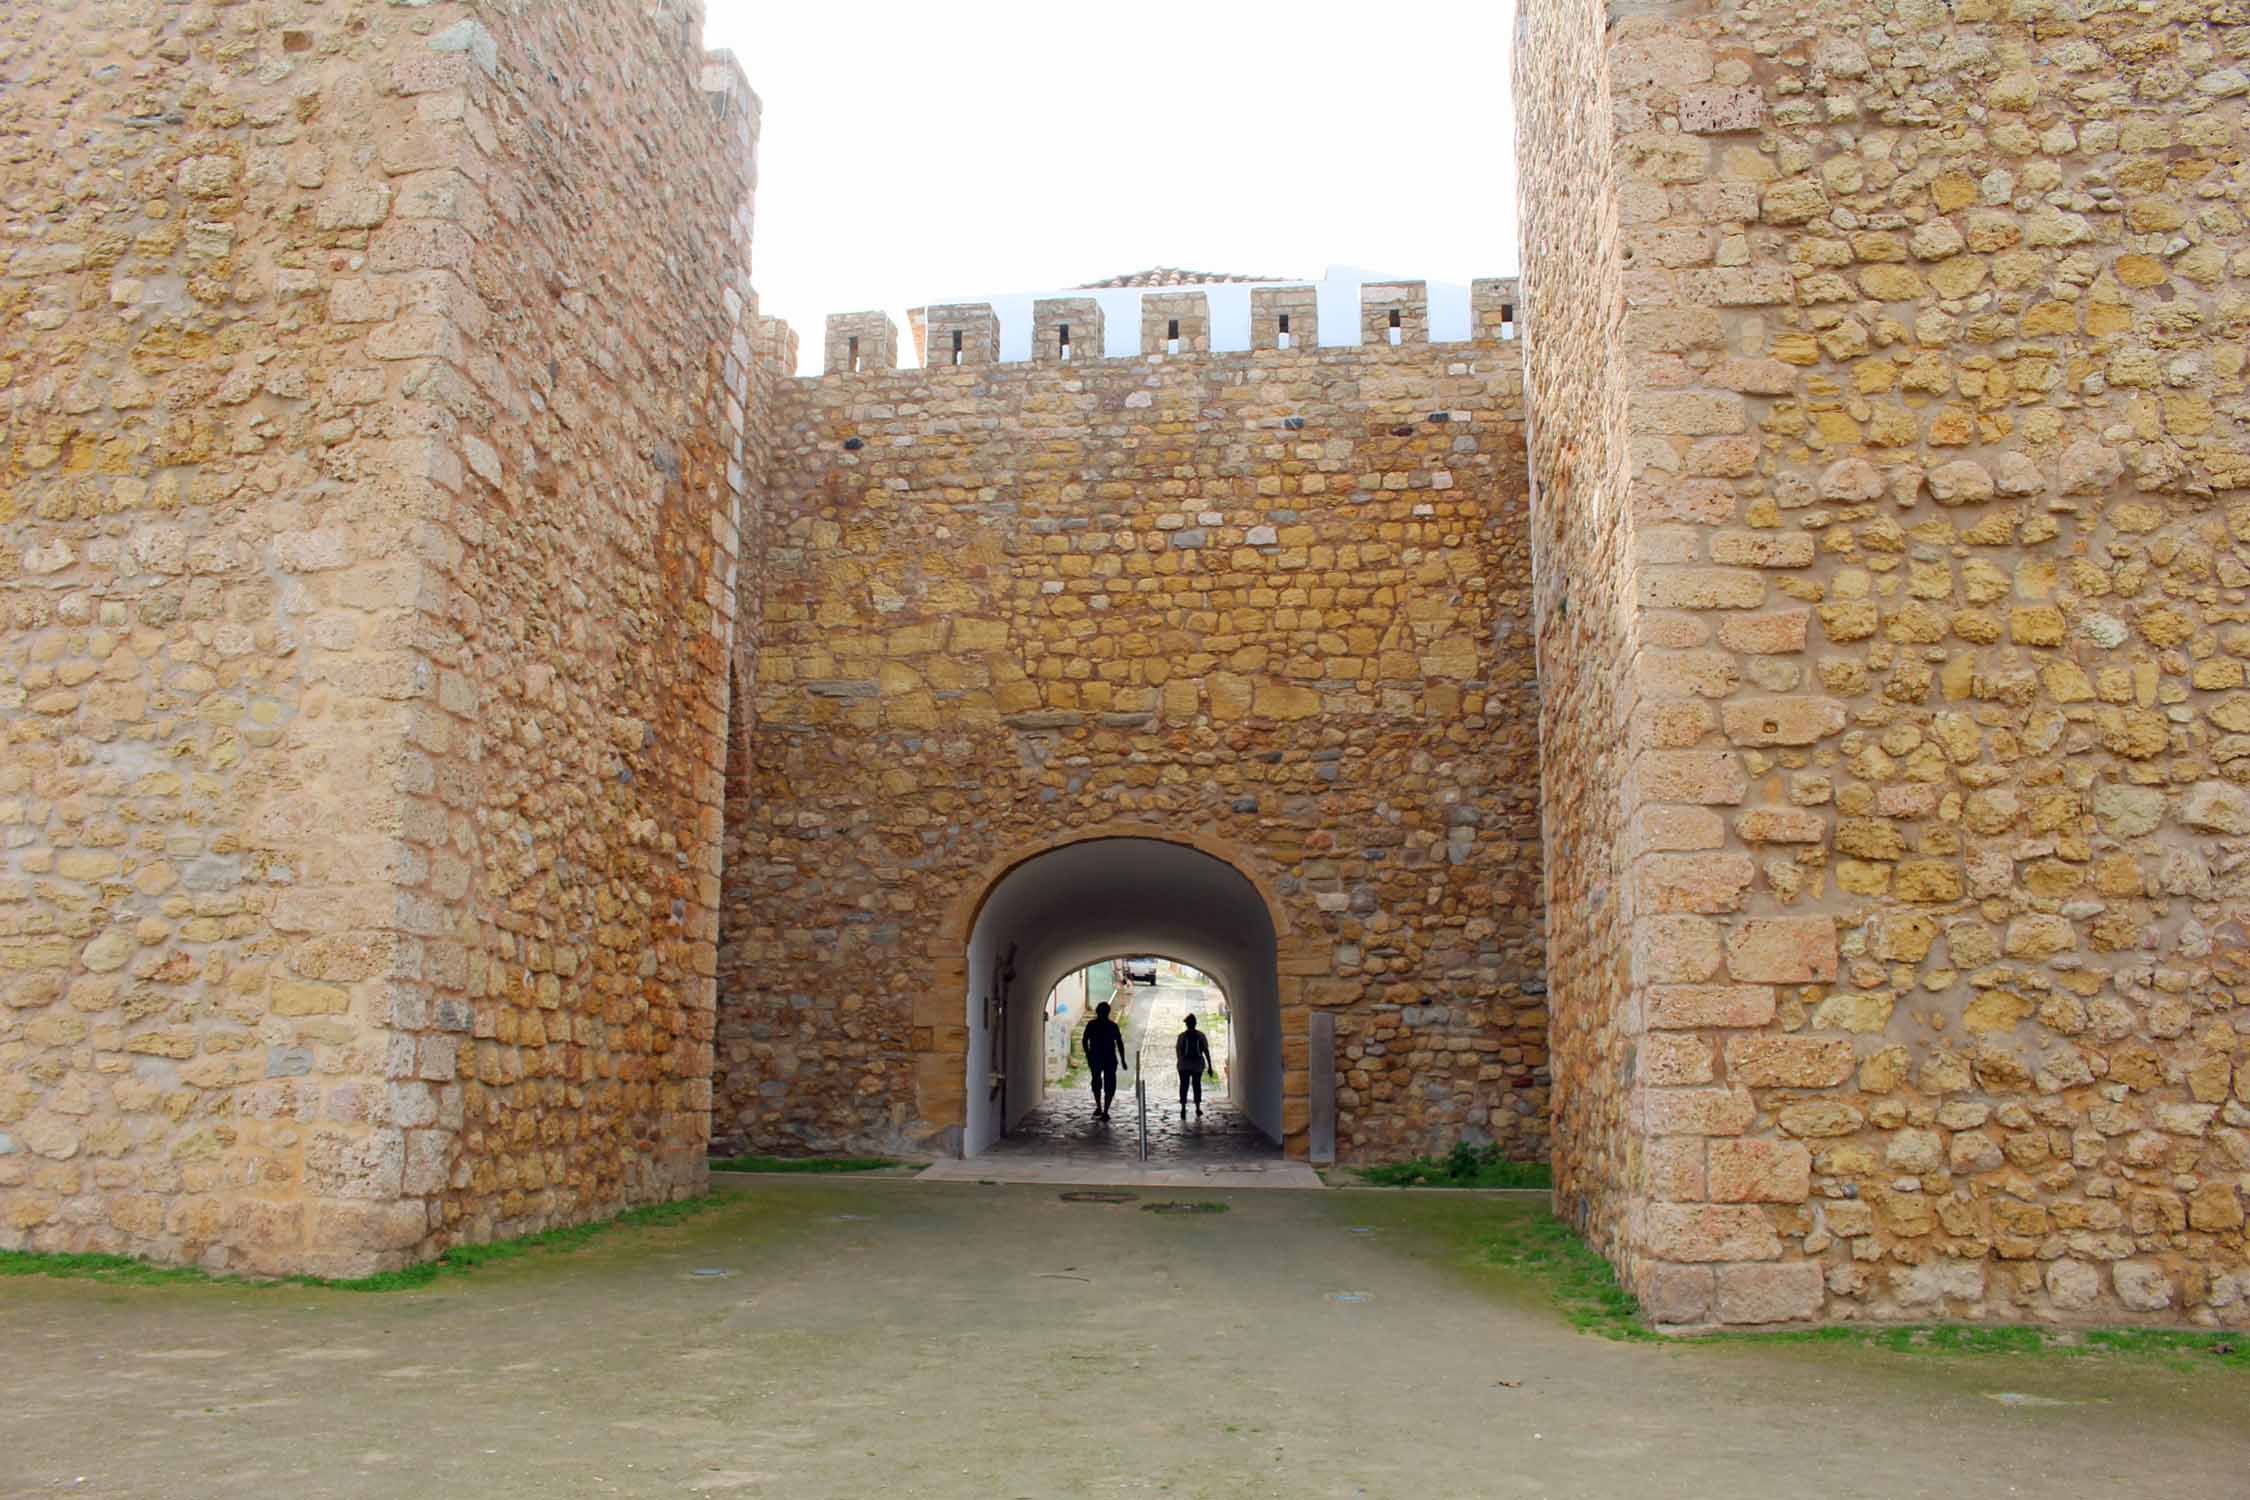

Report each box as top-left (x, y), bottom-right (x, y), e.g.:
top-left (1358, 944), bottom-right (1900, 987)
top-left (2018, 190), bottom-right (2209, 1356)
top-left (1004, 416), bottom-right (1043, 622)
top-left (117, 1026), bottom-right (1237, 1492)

top-left (2, 1179), bottom-right (2244, 1498)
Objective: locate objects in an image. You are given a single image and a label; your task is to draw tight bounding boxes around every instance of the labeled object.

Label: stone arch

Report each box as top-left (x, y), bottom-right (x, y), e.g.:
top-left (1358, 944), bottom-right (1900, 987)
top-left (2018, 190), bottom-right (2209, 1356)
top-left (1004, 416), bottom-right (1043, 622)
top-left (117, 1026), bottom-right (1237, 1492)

top-left (938, 823), bottom-right (1305, 952)
top-left (924, 824), bottom-right (1320, 1158)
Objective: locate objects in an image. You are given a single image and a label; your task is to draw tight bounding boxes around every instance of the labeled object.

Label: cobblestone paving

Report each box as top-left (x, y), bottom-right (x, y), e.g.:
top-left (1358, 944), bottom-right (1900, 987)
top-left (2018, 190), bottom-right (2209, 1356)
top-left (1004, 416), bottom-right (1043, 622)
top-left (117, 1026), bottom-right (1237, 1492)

top-left (988, 983), bottom-right (1273, 1168)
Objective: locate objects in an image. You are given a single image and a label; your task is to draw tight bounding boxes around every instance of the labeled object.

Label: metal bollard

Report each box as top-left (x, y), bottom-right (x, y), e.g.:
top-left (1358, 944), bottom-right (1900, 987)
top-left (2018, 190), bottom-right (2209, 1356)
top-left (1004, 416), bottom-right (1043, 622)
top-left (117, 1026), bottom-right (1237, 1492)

top-left (1136, 1074), bottom-right (1149, 1162)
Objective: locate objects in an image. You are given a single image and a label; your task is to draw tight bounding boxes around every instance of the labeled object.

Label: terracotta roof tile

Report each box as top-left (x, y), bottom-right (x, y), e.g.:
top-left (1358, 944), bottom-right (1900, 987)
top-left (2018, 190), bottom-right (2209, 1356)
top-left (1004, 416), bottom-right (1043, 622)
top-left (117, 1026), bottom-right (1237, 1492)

top-left (1075, 267), bottom-right (1293, 289)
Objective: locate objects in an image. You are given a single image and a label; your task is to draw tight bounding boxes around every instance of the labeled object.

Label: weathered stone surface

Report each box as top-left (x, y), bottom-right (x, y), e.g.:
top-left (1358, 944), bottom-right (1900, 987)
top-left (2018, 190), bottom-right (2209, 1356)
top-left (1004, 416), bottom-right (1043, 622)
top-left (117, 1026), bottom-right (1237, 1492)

top-left (1519, 0), bottom-right (2250, 1332)
top-left (717, 282), bottom-right (1543, 1169)
top-left (1637, 751), bottom-right (1749, 805)
top-left (1678, 86), bottom-right (1764, 134)
top-left (0, 0), bottom-right (759, 1273)
top-left (1646, 985), bottom-right (1775, 1029)
top-left (2113, 1261), bottom-right (2175, 1313)
top-left (1640, 854), bottom-right (1757, 913)
top-left (1885, 1128), bottom-right (1944, 1173)
top-left (1645, 1203), bottom-right (1783, 1262)
top-left (4, 0), bottom-right (2244, 1338)
top-left (2046, 1259), bottom-right (2102, 1311)
top-left (2180, 782), bottom-right (2250, 835)
top-left (1720, 697), bottom-right (1846, 747)
top-left (1707, 1139), bottom-right (1811, 1203)
top-left (1714, 1260), bottom-right (1823, 1324)
top-left (1644, 1087), bottom-right (1755, 1137)
top-left (1725, 1037), bottom-right (1853, 1089)
top-left (1893, 1259), bottom-right (1988, 1309)
top-left (1640, 1034), bottom-right (1717, 1085)
top-left (1644, 1262), bottom-right (1715, 1324)
top-left (1637, 917), bottom-right (1724, 983)
top-left (1725, 919), bottom-right (1837, 983)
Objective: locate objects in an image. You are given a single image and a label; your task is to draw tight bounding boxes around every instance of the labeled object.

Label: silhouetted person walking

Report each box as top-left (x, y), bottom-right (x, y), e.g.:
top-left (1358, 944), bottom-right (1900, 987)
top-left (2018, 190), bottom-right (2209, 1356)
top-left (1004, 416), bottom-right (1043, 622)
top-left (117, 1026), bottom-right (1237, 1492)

top-left (1176, 1013), bottom-right (1213, 1115)
top-left (1082, 1001), bottom-right (1126, 1120)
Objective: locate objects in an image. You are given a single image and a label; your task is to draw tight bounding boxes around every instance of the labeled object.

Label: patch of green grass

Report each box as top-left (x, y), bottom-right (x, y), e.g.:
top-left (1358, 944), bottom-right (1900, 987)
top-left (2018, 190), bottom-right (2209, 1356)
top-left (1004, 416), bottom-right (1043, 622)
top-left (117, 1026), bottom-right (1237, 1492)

top-left (1358, 1141), bottom-right (1554, 1191)
top-left (0, 1250), bottom-right (217, 1288)
top-left (1743, 1323), bottom-right (2050, 1358)
top-left (0, 1194), bottom-right (730, 1294)
top-left (2076, 1327), bottom-right (2250, 1370)
top-left (1467, 1200), bottom-right (1656, 1339)
top-left (1724, 1320), bottom-right (2250, 1370)
top-left (707, 1154), bottom-right (898, 1174)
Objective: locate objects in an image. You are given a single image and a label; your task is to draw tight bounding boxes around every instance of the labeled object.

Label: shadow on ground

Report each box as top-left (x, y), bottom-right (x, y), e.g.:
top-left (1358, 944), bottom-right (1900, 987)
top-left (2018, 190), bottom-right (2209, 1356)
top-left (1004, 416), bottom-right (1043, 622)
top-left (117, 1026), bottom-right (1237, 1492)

top-left (1, 1181), bottom-right (2242, 1499)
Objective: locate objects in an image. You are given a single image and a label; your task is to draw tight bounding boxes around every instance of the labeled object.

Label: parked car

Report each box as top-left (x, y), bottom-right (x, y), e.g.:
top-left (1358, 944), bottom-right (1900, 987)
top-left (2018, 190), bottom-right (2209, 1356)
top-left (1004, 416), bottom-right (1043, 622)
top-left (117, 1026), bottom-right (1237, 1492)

top-left (1123, 957), bottom-right (1158, 986)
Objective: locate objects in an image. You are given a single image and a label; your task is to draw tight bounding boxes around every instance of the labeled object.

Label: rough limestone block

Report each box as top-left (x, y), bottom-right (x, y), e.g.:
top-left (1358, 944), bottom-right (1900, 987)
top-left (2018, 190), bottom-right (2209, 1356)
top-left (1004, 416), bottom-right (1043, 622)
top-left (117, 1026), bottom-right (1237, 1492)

top-left (1645, 1262), bottom-right (1716, 1323)
top-left (1636, 916), bottom-right (1724, 984)
top-left (1714, 1261), bottom-right (1822, 1323)
top-left (1721, 696), bottom-right (1846, 746)
top-left (1646, 985), bottom-right (1776, 1029)
top-left (1637, 751), bottom-right (1749, 805)
top-left (1707, 1139), bottom-right (1811, 1202)
top-left (1725, 1036), bottom-right (1854, 1088)
top-left (1644, 1203), bottom-right (1782, 1262)
top-left (1725, 918), bottom-right (1838, 983)
top-left (1639, 852), bottom-right (1757, 913)
top-left (1643, 1087), bottom-right (1755, 1136)
top-left (1639, 1033), bottom-right (1718, 1085)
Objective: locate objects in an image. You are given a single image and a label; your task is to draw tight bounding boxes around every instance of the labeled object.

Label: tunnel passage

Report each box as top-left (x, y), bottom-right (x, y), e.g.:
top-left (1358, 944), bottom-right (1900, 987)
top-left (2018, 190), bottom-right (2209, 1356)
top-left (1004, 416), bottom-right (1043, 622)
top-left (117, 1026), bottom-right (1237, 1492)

top-left (963, 838), bottom-right (1283, 1156)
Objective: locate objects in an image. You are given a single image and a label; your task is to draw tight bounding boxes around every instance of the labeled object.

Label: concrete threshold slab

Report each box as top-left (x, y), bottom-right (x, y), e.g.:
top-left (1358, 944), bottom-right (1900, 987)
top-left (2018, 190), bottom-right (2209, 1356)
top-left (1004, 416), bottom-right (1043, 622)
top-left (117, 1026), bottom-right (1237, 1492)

top-left (916, 1158), bottom-right (1325, 1190)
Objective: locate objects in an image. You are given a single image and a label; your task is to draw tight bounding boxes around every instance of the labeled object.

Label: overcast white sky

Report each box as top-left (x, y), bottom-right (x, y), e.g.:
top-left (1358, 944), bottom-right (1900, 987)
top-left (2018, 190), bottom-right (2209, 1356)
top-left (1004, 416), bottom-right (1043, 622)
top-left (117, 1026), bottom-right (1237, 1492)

top-left (703, 1), bottom-right (1519, 371)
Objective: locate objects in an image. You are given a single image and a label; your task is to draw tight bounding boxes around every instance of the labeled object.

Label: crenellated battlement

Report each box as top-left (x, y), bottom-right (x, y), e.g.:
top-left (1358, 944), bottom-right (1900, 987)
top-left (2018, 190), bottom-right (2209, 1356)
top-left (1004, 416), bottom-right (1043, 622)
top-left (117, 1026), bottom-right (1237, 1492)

top-left (1032, 296), bottom-right (1101, 365)
top-left (816, 276), bottom-right (1520, 377)
top-left (1253, 285), bottom-right (1320, 351)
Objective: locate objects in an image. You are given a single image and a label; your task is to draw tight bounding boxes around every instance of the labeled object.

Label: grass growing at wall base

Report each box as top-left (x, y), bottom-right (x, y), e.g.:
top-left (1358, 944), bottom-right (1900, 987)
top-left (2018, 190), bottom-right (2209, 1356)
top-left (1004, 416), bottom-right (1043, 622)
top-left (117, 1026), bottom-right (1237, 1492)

top-left (1732, 1321), bottom-right (2250, 1369)
top-left (1451, 1198), bottom-right (2250, 1369)
top-left (706, 1154), bottom-right (899, 1174)
top-left (1467, 1197), bottom-right (1652, 1338)
top-left (0, 1251), bottom-right (217, 1289)
top-left (0, 1194), bottom-right (728, 1294)
top-left (1355, 1141), bottom-right (1555, 1190)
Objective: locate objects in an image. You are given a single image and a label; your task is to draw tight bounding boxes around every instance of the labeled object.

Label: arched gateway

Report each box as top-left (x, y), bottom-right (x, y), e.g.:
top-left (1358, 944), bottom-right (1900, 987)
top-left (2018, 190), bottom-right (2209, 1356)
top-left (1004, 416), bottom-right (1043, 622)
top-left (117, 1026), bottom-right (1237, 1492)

top-left (695, 233), bottom-right (1548, 1183)
top-left (950, 832), bottom-right (1300, 1156)
top-left (6, 0), bottom-right (2236, 1338)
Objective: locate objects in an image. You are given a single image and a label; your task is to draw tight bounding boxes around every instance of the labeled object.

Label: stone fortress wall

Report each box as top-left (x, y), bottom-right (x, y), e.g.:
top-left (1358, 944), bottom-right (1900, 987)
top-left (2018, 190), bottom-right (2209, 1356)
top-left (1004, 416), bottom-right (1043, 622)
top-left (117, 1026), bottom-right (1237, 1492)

top-left (1518, 0), bottom-right (2250, 1328)
top-left (1514, 0), bottom-right (1648, 1306)
top-left (0, 0), bottom-right (757, 1276)
top-left (712, 280), bottom-right (1550, 1164)
top-left (3, 0), bottom-right (2248, 1334)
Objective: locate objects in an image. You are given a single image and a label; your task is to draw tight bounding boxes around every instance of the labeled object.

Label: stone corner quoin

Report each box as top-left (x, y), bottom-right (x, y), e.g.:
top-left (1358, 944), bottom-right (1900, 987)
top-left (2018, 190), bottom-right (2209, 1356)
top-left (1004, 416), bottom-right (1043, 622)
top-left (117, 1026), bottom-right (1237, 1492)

top-left (1, 0), bottom-right (2247, 1335)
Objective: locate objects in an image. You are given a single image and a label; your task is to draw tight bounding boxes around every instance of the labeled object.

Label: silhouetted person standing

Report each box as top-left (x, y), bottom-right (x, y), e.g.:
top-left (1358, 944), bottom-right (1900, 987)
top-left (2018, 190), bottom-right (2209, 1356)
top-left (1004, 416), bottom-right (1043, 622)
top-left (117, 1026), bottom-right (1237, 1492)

top-left (1176, 1013), bottom-right (1213, 1115)
top-left (1082, 1001), bottom-right (1126, 1120)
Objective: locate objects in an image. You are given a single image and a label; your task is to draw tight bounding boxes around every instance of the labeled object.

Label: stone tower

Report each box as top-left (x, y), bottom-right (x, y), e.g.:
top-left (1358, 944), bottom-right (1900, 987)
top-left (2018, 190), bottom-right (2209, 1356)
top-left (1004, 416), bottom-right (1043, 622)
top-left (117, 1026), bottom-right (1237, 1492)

top-left (0, 0), bottom-right (761, 1275)
top-left (1517, 0), bottom-right (2250, 1327)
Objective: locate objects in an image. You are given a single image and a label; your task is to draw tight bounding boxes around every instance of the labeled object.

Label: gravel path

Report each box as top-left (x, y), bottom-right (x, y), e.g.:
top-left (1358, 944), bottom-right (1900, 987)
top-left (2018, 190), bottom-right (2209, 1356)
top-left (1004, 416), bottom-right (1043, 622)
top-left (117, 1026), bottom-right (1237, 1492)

top-left (3, 1180), bottom-right (2240, 1499)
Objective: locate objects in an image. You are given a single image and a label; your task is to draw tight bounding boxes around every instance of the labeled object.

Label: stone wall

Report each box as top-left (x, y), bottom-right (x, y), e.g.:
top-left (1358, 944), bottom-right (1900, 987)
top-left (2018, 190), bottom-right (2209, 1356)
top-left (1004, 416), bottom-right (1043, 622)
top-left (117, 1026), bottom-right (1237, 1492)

top-left (0, 0), bottom-right (759, 1274)
top-left (714, 305), bottom-right (1546, 1163)
top-left (20, 0), bottom-right (2249, 1326)
top-left (1521, 0), bottom-right (2250, 1327)
top-left (1513, 0), bottom-right (1647, 1278)
top-left (418, 0), bottom-right (758, 1253)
